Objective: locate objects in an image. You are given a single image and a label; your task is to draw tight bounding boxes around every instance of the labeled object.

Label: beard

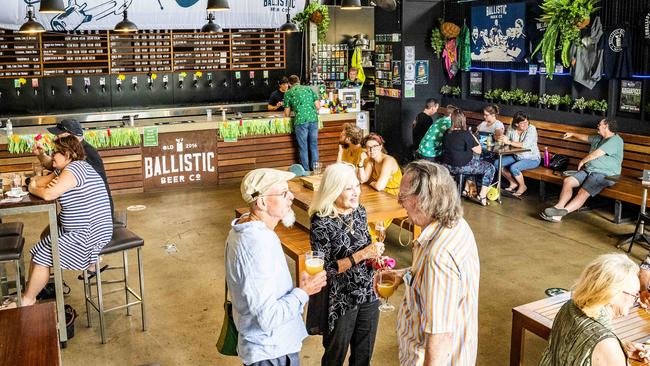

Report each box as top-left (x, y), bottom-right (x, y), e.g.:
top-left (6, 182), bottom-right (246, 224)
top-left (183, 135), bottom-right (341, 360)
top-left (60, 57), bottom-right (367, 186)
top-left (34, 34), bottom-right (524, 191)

top-left (281, 209), bottom-right (296, 228)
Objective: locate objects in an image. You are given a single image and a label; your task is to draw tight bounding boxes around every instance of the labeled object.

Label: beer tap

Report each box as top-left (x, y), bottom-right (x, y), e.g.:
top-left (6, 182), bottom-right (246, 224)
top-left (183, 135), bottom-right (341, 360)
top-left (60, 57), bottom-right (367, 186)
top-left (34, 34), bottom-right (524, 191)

top-left (116, 77), bottom-right (122, 92)
top-left (193, 79), bottom-right (199, 88)
top-left (132, 76), bottom-right (138, 91)
top-left (208, 79), bottom-right (213, 88)
top-left (162, 75), bottom-right (169, 90)
top-left (222, 79), bottom-right (229, 88)
top-left (163, 80), bottom-right (168, 90)
top-left (32, 78), bottom-right (39, 95)
top-left (249, 71), bottom-right (255, 87)
top-left (83, 77), bottom-right (90, 94)
top-left (51, 86), bottom-right (56, 96)
top-left (66, 77), bottom-right (73, 95)
top-left (67, 85), bottom-right (73, 95)
top-left (99, 77), bottom-right (106, 94)
top-left (178, 79), bottom-right (184, 89)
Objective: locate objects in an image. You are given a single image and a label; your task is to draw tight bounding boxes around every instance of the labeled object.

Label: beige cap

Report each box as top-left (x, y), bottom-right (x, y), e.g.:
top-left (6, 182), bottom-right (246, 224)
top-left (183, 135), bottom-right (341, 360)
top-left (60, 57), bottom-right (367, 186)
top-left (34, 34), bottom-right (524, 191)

top-left (241, 168), bottom-right (295, 203)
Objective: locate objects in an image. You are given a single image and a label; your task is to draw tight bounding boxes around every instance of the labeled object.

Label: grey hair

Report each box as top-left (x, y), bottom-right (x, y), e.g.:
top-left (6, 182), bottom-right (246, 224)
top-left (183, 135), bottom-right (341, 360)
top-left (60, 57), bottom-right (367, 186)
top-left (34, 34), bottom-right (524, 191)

top-left (402, 161), bottom-right (463, 228)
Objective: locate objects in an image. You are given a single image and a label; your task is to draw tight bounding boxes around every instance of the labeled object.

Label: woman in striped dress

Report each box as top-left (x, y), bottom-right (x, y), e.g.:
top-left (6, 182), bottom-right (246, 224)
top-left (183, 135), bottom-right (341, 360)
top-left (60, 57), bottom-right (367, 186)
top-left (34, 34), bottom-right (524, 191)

top-left (22, 135), bottom-right (113, 306)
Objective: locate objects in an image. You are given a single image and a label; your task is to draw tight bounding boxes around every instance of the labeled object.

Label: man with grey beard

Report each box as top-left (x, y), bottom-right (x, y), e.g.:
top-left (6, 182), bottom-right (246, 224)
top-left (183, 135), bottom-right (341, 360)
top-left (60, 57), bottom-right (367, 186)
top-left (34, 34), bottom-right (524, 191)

top-left (225, 168), bottom-right (327, 366)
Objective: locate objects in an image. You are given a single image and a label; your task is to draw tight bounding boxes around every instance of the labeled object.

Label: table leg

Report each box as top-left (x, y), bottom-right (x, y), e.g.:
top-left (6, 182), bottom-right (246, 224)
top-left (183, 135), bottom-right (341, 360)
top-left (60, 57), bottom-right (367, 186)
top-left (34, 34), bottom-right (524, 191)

top-left (48, 205), bottom-right (67, 344)
top-left (497, 154), bottom-right (503, 204)
top-left (510, 310), bottom-right (525, 366)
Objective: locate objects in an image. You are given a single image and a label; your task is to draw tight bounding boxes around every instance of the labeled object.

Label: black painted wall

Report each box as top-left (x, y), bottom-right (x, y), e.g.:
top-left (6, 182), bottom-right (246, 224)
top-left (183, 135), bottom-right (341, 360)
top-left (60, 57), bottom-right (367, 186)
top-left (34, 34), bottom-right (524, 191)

top-left (0, 31), bottom-right (303, 120)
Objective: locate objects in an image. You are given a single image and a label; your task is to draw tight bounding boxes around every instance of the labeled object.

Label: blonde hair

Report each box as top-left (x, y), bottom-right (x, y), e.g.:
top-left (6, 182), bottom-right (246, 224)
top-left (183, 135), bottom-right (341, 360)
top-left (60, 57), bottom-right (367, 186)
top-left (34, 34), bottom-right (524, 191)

top-left (308, 163), bottom-right (357, 218)
top-left (572, 253), bottom-right (639, 318)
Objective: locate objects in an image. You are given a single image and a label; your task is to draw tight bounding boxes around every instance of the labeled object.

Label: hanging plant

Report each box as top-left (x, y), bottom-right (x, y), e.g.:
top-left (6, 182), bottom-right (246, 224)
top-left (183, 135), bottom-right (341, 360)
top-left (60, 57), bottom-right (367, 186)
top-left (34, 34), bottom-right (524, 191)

top-left (292, 3), bottom-right (330, 42)
top-left (532, 0), bottom-right (600, 79)
top-left (430, 28), bottom-right (444, 57)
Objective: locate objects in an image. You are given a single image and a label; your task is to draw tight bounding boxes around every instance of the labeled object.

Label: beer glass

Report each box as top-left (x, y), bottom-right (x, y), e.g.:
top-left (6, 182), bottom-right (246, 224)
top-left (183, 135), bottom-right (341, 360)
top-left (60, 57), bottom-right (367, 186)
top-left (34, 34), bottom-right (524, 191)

top-left (305, 250), bottom-right (325, 275)
top-left (377, 270), bottom-right (396, 312)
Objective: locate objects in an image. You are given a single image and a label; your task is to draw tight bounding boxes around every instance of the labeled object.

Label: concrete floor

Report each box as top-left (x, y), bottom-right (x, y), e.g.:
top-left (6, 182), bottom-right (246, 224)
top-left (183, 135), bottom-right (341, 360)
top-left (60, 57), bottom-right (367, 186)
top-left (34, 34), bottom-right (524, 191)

top-left (6, 183), bottom-right (645, 365)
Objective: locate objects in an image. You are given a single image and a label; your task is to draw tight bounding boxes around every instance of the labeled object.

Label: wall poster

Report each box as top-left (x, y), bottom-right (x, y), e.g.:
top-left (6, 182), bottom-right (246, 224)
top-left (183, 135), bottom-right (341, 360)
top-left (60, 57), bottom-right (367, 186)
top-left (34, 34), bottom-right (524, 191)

top-left (470, 3), bottom-right (527, 62)
top-left (619, 80), bottom-right (642, 113)
top-left (414, 60), bottom-right (429, 84)
top-left (470, 72), bottom-right (483, 96)
top-left (392, 61), bottom-right (401, 85)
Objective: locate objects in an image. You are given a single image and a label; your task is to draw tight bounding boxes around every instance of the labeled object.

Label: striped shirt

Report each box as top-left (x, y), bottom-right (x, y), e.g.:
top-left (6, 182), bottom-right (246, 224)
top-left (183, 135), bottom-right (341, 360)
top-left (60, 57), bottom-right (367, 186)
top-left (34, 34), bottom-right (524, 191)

top-left (396, 219), bottom-right (480, 366)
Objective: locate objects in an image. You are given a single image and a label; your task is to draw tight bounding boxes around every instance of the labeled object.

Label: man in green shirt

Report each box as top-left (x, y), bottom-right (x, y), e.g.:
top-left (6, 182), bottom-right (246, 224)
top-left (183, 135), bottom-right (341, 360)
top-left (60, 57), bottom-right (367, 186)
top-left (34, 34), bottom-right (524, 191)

top-left (284, 75), bottom-right (321, 171)
top-left (541, 119), bottom-right (624, 222)
top-left (417, 105), bottom-right (456, 161)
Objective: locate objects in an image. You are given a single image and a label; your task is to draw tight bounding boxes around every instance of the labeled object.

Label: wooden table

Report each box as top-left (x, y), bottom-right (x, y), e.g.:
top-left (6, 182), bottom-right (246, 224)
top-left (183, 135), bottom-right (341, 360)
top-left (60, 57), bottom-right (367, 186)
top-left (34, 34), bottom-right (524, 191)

top-left (0, 302), bottom-right (61, 365)
top-left (0, 194), bottom-right (68, 346)
top-left (491, 146), bottom-right (530, 204)
top-left (511, 292), bottom-right (650, 366)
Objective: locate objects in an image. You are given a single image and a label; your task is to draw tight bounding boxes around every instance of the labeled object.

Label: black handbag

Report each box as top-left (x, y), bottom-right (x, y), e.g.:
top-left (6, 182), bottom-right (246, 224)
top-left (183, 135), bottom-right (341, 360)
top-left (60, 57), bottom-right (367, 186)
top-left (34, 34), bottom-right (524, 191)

top-left (306, 284), bottom-right (329, 335)
top-left (216, 278), bottom-right (238, 356)
top-left (548, 154), bottom-right (569, 172)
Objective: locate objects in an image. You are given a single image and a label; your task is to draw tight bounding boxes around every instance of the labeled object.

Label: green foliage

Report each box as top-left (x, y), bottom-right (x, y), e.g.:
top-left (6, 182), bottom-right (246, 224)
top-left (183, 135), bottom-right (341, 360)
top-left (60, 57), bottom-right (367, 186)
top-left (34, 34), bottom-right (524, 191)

top-left (559, 95), bottom-right (573, 107)
top-left (218, 118), bottom-right (299, 140)
top-left (548, 94), bottom-right (561, 106)
top-left (430, 28), bottom-right (444, 57)
top-left (500, 90), bottom-right (514, 104)
top-left (292, 3), bottom-right (330, 42)
top-left (530, 94), bottom-right (540, 106)
top-left (440, 85), bottom-right (452, 95)
top-left (532, 0), bottom-right (600, 79)
top-left (484, 88), bottom-right (503, 101)
top-left (572, 97), bottom-right (588, 111)
top-left (539, 94), bottom-right (551, 107)
top-left (588, 99), bottom-right (608, 112)
top-left (451, 86), bottom-right (461, 96)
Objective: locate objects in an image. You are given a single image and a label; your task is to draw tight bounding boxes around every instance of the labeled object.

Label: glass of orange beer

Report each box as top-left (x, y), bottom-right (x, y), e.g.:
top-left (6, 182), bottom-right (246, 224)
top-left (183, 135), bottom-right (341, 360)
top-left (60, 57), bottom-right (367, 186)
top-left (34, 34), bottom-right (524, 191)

top-left (377, 270), bottom-right (396, 312)
top-left (305, 251), bottom-right (325, 275)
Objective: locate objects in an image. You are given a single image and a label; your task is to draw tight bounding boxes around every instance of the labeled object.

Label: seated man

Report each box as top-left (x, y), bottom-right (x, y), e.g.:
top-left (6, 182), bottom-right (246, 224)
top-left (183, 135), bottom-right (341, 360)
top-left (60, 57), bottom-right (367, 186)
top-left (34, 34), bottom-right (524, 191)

top-left (540, 119), bottom-right (624, 222)
top-left (336, 122), bottom-right (364, 167)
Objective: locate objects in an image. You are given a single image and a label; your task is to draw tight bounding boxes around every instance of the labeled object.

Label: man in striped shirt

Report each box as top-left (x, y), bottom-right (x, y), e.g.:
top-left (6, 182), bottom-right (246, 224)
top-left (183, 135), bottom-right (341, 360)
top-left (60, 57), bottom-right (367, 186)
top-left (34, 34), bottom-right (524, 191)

top-left (389, 161), bottom-right (480, 365)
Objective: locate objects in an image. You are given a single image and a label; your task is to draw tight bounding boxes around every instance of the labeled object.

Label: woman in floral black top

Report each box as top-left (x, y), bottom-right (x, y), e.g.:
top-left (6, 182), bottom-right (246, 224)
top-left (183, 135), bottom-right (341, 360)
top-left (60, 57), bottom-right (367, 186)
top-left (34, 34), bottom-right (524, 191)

top-left (308, 163), bottom-right (385, 366)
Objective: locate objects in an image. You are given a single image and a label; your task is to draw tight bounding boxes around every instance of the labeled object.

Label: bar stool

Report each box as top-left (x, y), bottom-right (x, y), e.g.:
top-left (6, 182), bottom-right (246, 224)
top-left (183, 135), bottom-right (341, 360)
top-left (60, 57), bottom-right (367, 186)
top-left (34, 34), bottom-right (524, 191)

top-left (0, 236), bottom-right (25, 306)
top-left (0, 222), bottom-right (24, 298)
top-left (83, 228), bottom-right (146, 344)
top-left (622, 211), bottom-right (650, 253)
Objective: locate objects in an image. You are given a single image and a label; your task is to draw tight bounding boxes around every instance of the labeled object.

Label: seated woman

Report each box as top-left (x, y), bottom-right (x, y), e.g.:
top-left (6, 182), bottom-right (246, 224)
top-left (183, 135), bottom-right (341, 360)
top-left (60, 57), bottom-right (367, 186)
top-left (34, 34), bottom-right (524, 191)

top-left (22, 135), bottom-right (113, 306)
top-left (478, 104), bottom-right (505, 134)
top-left (539, 253), bottom-right (649, 366)
top-left (442, 109), bottom-right (496, 206)
top-left (496, 111), bottom-right (540, 196)
top-left (357, 133), bottom-right (402, 196)
top-left (337, 123), bottom-right (364, 167)
top-left (308, 163), bottom-right (384, 366)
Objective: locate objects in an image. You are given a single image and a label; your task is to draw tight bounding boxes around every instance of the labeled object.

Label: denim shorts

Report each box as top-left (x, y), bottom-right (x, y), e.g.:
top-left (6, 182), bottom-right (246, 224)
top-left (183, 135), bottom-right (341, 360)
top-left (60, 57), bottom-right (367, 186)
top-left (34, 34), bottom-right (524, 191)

top-left (571, 171), bottom-right (615, 197)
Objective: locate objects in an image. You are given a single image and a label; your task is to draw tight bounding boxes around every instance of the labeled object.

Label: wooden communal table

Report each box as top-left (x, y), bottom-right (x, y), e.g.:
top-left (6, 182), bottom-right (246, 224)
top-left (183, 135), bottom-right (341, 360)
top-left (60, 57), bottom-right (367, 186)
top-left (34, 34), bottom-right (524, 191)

top-left (0, 302), bottom-right (61, 365)
top-left (511, 292), bottom-right (650, 366)
top-left (0, 194), bottom-right (68, 346)
top-left (489, 145), bottom-right (530, 204)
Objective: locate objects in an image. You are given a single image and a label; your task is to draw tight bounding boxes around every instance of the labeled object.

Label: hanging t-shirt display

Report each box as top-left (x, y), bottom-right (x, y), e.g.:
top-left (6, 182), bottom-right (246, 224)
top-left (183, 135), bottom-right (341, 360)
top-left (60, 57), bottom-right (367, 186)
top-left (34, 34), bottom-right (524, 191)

top-left (527, 7), bottom-right (547, 63)
top-left (602, 27), bottom-right (632, 79)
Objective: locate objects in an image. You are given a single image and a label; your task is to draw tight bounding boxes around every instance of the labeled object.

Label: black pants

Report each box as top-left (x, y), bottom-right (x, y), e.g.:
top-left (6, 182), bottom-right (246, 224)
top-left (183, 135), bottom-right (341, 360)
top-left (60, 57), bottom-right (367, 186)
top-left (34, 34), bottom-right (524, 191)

top-left (321, 300), bottom-right (380, 366)
top-left (245, 352), bottom-right (300, 366)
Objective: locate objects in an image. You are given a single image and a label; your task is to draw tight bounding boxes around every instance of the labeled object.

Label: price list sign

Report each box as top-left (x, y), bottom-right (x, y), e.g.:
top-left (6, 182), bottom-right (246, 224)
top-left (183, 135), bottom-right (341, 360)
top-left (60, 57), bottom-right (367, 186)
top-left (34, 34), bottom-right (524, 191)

top-left (172, 31), bottom-right (230, 71)
top-left (0, 30), bottom-right (42, 78)
top-left (230, 31), bottom-right (285, 70)
top-left (42, 31), bottom-right (109, 76)
top-left (110, 30), bottom-right (172, 74)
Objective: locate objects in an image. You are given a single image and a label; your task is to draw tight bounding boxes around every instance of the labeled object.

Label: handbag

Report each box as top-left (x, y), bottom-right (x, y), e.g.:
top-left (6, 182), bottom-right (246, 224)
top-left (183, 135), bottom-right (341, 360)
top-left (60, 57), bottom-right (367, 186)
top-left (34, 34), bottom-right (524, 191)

top-left (216, 271), bottom-right (238, 355)
top-left (548, 154), bottom-right (569, 173)
top-left (306, 283), bottom-right (329, 335)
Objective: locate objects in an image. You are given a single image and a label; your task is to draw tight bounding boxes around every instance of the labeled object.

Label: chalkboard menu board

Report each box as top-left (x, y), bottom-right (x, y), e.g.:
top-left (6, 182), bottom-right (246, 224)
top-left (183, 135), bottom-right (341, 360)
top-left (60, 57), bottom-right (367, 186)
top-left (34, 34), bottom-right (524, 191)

top-left (42, 31), bottom-right (109, 76)
top-left (109, 30), bottom-right (172, 74)
top-left (231, 31), bottom-right (285, 70)
top-left (0, 30), bottom-right (42, 78)
top-left (172, 31), bottom-right (229, 71)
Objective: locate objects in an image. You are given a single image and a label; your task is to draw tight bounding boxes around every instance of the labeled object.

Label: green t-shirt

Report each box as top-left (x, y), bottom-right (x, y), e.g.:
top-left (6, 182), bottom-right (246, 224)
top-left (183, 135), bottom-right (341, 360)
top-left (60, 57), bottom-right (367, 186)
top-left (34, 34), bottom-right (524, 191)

top-left (585, 134), bottom-right (624, 176)
top-left (418, 116), bottom-right (452, 158)
top-left (284, 85), bottom-right (319, 125)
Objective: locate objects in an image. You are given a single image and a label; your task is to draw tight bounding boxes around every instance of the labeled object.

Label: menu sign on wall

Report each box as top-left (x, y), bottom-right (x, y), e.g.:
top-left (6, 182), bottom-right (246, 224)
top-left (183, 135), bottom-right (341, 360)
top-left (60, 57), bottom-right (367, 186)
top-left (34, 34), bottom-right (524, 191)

top-left (142, 130), bottom-right (218, 190)
top-left (619, 80), bottom-right (642, 113)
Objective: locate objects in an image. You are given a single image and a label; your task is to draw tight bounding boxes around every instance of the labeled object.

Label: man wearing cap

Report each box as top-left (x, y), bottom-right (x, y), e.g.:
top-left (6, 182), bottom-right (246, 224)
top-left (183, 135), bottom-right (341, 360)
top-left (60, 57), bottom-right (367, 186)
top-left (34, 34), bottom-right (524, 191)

top-left (32, 119), bottom-right (113, 214)
top-left (226, 168), bottom-right (327, 366)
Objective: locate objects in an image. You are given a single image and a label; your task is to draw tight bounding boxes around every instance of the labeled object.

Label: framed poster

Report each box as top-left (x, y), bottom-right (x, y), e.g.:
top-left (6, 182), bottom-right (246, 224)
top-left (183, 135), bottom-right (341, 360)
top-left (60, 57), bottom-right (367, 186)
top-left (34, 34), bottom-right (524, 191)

top-left (470, 72), bottom-right (483, 96)
top-left (415, 60), bottom-right (429, 84)
top-left (619, 80), bottom-right (642, 113)
top-left (392, 61), bottom-right (401, 85)
top-left (471, 3), bottom-right (527, 62)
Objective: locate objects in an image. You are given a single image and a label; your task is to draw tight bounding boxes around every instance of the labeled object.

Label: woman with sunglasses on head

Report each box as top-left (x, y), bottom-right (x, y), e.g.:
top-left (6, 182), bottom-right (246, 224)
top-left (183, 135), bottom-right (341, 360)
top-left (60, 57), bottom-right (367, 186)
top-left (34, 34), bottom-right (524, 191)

top-left (496, 111), bottom-right (540, 196)
top-left (357, 133), bottom-right (402, 196)
top-left (539, 253), bottom-right (650, 366)
top-left (20, 135), bottom-right (113, 307)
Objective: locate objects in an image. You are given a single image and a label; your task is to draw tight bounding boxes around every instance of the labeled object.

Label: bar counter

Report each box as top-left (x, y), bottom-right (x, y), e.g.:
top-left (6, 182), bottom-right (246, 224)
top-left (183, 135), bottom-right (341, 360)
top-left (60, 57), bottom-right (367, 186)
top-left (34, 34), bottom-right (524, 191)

top-left (0, 109), bottom-right (367, 193)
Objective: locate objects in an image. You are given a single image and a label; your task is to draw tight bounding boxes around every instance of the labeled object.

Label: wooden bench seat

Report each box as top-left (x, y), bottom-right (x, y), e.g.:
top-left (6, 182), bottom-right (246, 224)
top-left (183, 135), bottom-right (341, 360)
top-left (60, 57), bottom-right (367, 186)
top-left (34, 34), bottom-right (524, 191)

top-left (448, 108), bottom-right (650, 222)
top-left (235, 207), bottom-right (309, 285)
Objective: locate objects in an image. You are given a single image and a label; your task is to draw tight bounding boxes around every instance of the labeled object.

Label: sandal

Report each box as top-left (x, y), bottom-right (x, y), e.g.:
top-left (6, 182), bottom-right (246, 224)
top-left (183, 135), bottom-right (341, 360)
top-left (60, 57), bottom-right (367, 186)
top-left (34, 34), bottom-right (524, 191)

top-left (469, 195), bottom-right (489, 206)
top-left (505, 185), bottom-right (518, 193)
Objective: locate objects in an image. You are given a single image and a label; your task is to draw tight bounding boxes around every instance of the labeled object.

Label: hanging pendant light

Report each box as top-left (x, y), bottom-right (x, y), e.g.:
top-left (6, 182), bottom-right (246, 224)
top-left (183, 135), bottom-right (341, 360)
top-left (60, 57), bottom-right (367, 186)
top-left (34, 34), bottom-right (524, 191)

top-left (279, 6), bottom-right (298, 33)
top-left (39, 0), bottom-right (66, 14)
top-left (19, 6), bottom-right (46, 34)
top-left (114, 1), bottom-right (138, 34)
top-left (341, 0), bottom-right (362, 10)
top-left (207, 0), bottom-right (230, 11)
top-left (201, 13), bottom-right (222, 33)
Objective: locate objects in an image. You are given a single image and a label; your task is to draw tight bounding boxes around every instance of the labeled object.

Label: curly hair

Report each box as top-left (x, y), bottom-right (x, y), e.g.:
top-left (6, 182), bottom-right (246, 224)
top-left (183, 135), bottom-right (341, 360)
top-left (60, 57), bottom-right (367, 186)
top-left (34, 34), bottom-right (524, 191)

top-left (342, 123), bottom-right (363, 145)
top-left (53, 135), bottom-right (85, 162)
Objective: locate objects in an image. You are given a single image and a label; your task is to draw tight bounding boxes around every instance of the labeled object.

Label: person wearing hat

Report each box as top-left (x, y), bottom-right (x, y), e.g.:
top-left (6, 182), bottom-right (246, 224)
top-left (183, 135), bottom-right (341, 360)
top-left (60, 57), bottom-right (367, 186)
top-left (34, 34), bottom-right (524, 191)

top-left (267, 77), bottom-right (289, 112)
top-left (225, 168), bottom-right (327, 366)
top-left (32, 119), bottom-right (113, 215)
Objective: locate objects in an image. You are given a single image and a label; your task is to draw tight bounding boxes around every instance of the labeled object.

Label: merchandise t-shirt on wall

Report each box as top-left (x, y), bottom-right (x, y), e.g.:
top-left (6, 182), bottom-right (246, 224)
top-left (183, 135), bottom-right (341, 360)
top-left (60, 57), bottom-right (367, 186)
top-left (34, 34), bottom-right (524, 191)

top-left (602, 27), bottom-right (632, 79)
top-left (526, 5), bottom-right (546, 63)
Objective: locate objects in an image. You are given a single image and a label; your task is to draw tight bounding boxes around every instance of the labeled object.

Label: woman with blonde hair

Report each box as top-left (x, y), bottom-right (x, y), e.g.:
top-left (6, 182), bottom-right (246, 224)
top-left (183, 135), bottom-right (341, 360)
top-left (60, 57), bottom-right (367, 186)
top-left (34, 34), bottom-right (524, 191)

top-left (539, 253), bottom-right (650, 366)
top-left (308, 163), bottom-right (384, 366)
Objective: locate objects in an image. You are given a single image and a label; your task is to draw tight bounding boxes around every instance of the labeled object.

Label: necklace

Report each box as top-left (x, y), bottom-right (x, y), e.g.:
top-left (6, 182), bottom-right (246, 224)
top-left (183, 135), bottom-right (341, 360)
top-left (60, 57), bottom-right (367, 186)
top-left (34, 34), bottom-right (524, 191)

top-left (338, 213), bottom-right (355, 235)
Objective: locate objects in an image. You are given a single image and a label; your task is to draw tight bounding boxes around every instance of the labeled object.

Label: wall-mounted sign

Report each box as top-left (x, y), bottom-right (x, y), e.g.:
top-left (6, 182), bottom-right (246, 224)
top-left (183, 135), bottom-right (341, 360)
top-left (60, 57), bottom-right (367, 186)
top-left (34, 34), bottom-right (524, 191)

top-left (471, 2), bottom-right (527, 62)
top-left (415, 60), bottom-right (429, 84)
top-left (643, 10), bottom-right (650, 44)
top-left (391, 61), bottom-right (401, 85)
top-left (470, 72), bottom-right (483, 96)
top-left (143, 127), bottom-right (159, 147)
top-left (619, 80), bottom-right (642, 113)
top-left (142, 130), bottom-right (217, 190)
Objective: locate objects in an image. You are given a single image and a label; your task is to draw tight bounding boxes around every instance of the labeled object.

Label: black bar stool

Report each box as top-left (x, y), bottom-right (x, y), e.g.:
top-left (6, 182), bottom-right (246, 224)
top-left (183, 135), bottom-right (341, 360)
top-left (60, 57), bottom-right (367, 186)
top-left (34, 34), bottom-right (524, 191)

top-left (622, 212), bottom-right (650, 253)
top-left (0, 222), bottom-right (24, 299)
top-left (83, 227), bottom-right (146, 344)
top-left (0, 236), bottom-right (25, 305)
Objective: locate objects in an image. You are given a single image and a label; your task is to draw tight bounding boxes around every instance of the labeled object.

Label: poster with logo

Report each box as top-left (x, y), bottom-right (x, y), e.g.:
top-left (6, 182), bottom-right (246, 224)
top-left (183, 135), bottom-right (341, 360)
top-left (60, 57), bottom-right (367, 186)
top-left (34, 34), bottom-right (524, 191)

top-left (392, 61), bottom-right (401, 85)
top-left (470, 72), bottom-right (483, 96)
top-left (619, 80), bottom-right (642, 113)
top-left (414, 60), bottom-right (429, 84)
top-left (471, 3), bottom-right (526, 62)
top-left (142, 130), bottom-right (218, 190)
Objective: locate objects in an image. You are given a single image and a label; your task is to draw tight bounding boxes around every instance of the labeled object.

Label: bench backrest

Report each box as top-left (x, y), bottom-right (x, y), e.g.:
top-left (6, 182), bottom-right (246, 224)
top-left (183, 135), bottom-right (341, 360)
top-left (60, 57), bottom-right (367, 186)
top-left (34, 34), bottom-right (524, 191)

top-left (439, 108), bottom-right (650, 178)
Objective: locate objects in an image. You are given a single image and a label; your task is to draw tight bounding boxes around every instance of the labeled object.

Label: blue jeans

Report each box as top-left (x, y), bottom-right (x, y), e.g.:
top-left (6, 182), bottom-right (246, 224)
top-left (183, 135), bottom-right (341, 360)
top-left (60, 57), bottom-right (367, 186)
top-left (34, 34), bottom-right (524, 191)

top-left (496, 156), bottom-right (540, 177)
top-left (245, 353), bottom-right (300, 366)
top-left (294, 121), bottom-right (319, 171)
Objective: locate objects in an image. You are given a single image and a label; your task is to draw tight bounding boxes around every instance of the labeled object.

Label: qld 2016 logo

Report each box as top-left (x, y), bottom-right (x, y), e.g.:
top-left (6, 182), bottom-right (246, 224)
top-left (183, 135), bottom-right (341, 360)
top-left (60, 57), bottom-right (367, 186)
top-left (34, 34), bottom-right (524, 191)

top-left (608, 28), bottom-right (625, 53)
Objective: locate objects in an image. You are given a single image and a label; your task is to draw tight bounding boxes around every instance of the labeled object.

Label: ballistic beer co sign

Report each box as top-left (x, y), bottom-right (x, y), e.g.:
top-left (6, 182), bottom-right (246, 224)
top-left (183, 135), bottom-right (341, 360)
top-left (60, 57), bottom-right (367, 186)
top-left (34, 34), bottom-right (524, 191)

top-left (142, 130), bottom-right (218, 190)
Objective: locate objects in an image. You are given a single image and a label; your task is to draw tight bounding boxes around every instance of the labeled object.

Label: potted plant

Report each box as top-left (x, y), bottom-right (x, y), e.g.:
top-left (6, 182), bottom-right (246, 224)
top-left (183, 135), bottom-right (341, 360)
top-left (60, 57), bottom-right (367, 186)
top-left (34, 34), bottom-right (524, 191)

top-left (451, 86), bottom-right (461, 98)
top-left (539, 94), bottom-right (551, 109)
top-left (532, 0), bottom-right (600, 79)
top-left (572, 97), bottom-right (588, 113)
top-left (484, 89), bottom-right (494, 102)
top-left (548, 94), bottom-right (561, 110)
top-left (589, 99), bottom-right (608, 116)
top-left (500, 90), bottom-right (514, 105)
top-left (440, 85), bottom-right (452, 96)
top-left (511, 89), bottom-right (525, 105)
top-left (292, 3), bottom-right (330, 42)
top-left (559, 95), bottom-right (573, 111)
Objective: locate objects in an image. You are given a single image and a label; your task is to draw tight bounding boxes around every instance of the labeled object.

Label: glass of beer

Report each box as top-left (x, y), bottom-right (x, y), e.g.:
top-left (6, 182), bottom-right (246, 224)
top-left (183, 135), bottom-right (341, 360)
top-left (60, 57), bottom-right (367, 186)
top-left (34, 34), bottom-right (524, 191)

top-left (305, 250), bottom-right (325, 275)
top-left (377, 270), bottom-right (396, 312)
top-left (375, 221), bottom-right (386, 242)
